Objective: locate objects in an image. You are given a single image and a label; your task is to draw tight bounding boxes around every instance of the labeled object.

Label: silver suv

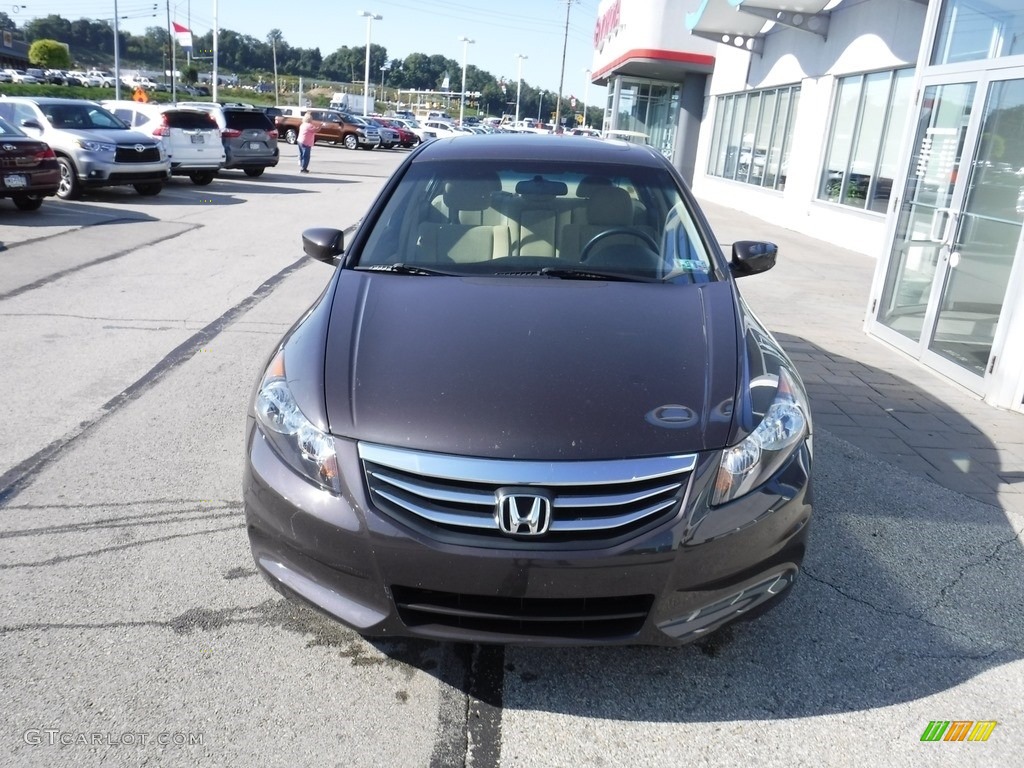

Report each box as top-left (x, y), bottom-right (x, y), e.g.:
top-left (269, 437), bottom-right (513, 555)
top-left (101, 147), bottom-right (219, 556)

top-left (0, 97), bottom-right (170, 199)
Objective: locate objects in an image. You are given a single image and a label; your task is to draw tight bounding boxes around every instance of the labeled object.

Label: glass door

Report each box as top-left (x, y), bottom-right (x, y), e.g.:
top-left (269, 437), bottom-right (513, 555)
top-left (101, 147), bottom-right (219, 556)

top-left (873, 72), bottom-right (1024, 394)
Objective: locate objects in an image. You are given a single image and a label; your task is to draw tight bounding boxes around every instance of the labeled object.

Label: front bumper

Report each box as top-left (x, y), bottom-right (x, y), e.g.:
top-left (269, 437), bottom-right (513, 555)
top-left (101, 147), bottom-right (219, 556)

top-left (73, 156), bottom-right (171, 187)
top-left (244, 427), bottom-right (812, 646)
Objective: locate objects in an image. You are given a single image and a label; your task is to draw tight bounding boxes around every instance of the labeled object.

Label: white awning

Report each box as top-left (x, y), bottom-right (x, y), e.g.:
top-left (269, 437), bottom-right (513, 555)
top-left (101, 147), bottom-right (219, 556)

top-left (686, 0), bottom-right (837, 54)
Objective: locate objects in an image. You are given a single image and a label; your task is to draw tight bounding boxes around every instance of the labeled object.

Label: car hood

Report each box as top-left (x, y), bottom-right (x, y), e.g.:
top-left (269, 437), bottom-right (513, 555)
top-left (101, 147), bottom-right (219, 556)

top-left (54, 128), bottom-right (158, 146)
top-left (323, 272), bottom-right (740, 460)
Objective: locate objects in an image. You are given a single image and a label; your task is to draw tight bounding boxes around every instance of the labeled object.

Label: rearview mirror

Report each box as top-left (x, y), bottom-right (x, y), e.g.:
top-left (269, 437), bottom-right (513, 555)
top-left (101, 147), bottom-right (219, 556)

top-left (730, 241), bottom-right (777, 277)
top-left (302, 228), bottom-right (344, 265)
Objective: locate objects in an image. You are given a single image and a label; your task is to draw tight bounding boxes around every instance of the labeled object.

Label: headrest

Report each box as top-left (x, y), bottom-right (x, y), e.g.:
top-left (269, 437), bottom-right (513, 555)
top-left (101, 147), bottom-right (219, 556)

top-left (576, 175), bottom-right (614, 198)
top-left (443, 174), bottom-right (501, 211)
top-left (587, 186), bottom-right (633, 226)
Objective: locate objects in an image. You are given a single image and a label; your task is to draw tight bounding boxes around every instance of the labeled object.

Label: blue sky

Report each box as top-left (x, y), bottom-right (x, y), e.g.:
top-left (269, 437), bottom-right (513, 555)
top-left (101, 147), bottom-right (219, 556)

top-left (18, 0), bottom-right (607, 101)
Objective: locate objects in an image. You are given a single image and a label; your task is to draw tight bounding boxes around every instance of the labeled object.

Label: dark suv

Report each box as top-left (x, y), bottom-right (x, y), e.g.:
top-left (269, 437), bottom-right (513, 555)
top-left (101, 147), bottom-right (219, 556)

top-left (179, 103), bottom-right (279, 177)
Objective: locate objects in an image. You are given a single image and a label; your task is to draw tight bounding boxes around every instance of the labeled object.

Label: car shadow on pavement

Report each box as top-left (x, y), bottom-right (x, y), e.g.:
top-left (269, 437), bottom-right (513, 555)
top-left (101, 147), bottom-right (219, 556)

top-left (490, 336), bottom-right (1023, 721)
top-left (324, 336), bottom-right (1021, 722)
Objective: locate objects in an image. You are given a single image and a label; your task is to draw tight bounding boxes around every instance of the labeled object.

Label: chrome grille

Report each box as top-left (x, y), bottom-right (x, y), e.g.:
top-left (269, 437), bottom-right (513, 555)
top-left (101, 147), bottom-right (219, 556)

top-left (359, 443), bottom-right (696, 547)
top-left (115, 145), bottom-right (162, 163)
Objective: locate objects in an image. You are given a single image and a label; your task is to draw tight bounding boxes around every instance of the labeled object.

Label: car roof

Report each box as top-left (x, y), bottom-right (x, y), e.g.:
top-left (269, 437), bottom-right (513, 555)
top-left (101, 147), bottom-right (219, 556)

top-left (413, 133), bottom-right (666, 167)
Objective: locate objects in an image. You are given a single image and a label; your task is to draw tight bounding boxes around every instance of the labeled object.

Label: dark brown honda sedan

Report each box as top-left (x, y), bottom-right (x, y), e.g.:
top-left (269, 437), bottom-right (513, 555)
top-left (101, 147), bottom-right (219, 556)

top-left (243, 134), bottom-right (813, 646)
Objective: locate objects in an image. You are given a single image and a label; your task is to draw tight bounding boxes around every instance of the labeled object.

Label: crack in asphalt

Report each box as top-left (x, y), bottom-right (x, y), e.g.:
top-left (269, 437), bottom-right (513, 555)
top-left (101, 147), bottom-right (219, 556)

top-left (0, 254), bottom-right (315, 507)
top-left (801, 566), bottom-right (1022, 651)
top-left (925, 528), bottom-right (1024, 612)
top-left (0, 221), bottom-right (200, 301)
top-left (0, 523), bottom-right (244, 569)
top-left (0, 506), bottom-right (240, 539)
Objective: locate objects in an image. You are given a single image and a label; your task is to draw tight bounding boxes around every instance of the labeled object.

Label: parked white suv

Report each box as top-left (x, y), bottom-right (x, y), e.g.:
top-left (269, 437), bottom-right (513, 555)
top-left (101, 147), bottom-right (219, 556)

top-left (102, 100), bottom-right (225, 185)
top-left (0, 97), bottom-right (170, 199)
top-left (86, 70), bottom-right (118, 87)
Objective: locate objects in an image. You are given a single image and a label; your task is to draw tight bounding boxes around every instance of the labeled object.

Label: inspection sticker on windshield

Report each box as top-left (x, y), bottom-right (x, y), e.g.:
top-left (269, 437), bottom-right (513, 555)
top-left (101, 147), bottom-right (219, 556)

top-left (676, 259), bottom-right (708, 272)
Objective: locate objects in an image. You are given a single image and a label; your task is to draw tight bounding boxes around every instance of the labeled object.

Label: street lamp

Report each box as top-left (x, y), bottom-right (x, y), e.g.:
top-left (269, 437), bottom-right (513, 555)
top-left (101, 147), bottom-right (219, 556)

top-left (582, 68), bottom-right (591, 128)
top-left (380, 63), bottom-right (390, 103)
top-left (359, 10), bottom-right (382, 117)
top-left (514, 53), bottom-right (527, 124)
top-left (538, 90), bottom-right (545, 122)
top-left (458, 36), bottom-right (475, 126)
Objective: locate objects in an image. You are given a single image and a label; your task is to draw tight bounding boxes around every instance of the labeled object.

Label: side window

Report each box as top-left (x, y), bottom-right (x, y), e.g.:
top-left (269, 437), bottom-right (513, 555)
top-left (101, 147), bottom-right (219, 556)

top-left (113, 109), bottom-right (134, 124)
top-left (0, 102), bottom-right (12, 121)
top-left (14, 103), bottom-right (37, 126)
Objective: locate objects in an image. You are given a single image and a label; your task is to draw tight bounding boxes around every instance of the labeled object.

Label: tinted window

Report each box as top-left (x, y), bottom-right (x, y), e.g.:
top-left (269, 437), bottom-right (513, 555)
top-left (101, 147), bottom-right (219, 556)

top-left (163, 111), bottom-right (218, 129)
top-left (223, 110), bottom-right (273, 130)
top-left (40, 103), bottom-right (127, 129)
top-left (0, 115), bottom-right (26, 136)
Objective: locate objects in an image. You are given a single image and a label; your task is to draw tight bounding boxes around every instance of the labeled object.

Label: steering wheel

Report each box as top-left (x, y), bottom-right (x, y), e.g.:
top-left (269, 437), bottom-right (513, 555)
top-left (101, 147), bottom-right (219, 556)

top-left (579, 227), bottom-right (661, 264)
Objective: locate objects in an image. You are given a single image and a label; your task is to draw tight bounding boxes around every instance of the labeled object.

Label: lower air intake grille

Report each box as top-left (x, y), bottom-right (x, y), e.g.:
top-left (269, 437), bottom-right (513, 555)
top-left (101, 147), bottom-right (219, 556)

top-left (392, 586), bottom-right (654, 639)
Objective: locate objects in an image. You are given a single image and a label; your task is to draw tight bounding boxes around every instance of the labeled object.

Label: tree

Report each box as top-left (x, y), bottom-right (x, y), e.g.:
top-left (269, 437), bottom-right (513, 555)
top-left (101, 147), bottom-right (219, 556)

top-left (0, 11), bottom-right (18, 33)
top-left (29, 39), bottom-right (72, 69)
top-left (183, 65), bottom-right (198, 86)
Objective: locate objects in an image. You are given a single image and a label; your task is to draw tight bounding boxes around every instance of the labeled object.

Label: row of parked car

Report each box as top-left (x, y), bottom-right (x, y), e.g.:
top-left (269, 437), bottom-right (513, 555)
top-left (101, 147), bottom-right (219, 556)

top-left (273, 107), bottom-right (437, 151)
top-left (0, 96), bottom-right (281, 210)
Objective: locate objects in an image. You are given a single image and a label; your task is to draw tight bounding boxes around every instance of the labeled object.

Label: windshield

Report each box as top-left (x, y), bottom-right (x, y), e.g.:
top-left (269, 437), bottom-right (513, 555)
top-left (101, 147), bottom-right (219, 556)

top-left (41, 103), bottom-right (127, 130)
top-left (356, 159), bottom-right (716, 284)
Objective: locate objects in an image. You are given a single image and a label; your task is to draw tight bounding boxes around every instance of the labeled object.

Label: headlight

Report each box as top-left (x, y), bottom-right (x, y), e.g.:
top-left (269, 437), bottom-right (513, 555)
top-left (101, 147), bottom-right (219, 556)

top-left (713, 368), bottom-right (808, 505)
top-left (73, 139), bottom-right (117, 152)
top-left (254, 350), bottom-right (341, 493)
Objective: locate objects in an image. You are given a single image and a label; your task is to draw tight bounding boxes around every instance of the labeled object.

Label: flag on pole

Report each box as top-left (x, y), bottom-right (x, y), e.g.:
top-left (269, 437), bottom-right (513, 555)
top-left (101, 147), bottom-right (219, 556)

top-left (172, 22), bottom-right (193, 53)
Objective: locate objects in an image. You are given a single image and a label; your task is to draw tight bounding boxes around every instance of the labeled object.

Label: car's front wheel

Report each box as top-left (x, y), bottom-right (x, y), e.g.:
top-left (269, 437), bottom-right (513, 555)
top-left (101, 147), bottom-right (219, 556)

top-left (12, 194), bottom-right (44, 211)
top-left (284, 129), bottom-right (297, 145)
top-left (133, 183), bottom-right (163, 196)
top-left (56, 157), bottom-right (82, 200)
top-left (244, 167), bottom-right (265, 178)
top-left (344, 135), bottom-right (359, 150)
top-left (190, 171), bottom-right (215, 186)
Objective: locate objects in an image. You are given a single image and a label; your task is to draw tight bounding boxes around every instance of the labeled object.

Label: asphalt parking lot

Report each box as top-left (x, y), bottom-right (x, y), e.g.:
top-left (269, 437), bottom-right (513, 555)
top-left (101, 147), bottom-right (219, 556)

top-left (1, 141), bottom-right (1020, 767)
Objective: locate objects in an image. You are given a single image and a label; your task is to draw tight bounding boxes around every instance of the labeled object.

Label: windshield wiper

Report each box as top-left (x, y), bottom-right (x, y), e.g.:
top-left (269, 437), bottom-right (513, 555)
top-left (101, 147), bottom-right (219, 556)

top-left (535, 267), bottom-right (657, 282)
top-left (359, 263), bottom-right (451, 276)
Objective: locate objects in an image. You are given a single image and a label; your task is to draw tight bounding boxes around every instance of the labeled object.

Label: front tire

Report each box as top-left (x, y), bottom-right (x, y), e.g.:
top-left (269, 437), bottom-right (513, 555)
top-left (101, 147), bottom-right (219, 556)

top-left (56, 157), bottom-right (82, 200)
top-left (284, 129), bottom-right (297, 145)
top-left (12, 194), bottom-right (44, 211)
top-left (344, 135), bottom-right (359, 150)
top-left (244, 167), bottom-right (265, 177)
top-left (133, 183), bottom-right (163, 196)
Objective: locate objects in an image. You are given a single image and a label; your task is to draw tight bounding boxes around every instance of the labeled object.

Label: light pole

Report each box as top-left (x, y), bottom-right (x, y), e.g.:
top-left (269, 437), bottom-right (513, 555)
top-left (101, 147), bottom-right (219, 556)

top-left (359, 10), bottom-right (382, 117)
top-left (538, 90), bottom-right (545, 122)
top-left (554, 0), bottom-right (577, 130)
top-left (582, 68), bottom-right (591, 128)
top-left (514, 53), bottom-right (527, 124)
top-left (379, 63), bottom-right (390, 103)
top-left (458, 36), bottom-right (475, 126)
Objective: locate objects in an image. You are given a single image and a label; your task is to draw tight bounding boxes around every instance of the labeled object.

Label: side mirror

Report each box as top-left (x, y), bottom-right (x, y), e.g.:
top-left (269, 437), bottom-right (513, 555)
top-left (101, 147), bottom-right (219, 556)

top-left (20, 119), bottom-right (44, 134)
top-left (730, 240), bottom-right (777, 277)
top-left (302, 227), bottom-right (345, 265)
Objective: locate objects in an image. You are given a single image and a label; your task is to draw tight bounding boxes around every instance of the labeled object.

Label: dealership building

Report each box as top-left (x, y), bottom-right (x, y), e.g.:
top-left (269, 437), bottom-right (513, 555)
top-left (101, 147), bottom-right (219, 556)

top-left (590, 0), bottom-right (1024, 414)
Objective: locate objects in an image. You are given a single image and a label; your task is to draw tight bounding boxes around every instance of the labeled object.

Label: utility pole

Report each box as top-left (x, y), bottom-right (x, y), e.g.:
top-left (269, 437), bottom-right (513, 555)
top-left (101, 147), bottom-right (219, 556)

top-left (554, 0), bottom-right (576, 132)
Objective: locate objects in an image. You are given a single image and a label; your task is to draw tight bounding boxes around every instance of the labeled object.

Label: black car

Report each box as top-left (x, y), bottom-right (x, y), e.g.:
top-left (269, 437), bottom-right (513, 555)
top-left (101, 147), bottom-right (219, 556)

top-left (0, 115), bottom-right (60, 210)
top-left (243, 135), bottom-right (813, 646)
